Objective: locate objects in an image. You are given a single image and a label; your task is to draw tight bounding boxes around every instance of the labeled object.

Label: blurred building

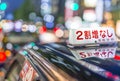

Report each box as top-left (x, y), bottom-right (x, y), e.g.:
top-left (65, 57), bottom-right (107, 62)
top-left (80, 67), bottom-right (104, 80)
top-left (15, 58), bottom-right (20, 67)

top-left (111, 0), bottom-right (120, 39)
top-left (111, 0), bottom-right (120, 22)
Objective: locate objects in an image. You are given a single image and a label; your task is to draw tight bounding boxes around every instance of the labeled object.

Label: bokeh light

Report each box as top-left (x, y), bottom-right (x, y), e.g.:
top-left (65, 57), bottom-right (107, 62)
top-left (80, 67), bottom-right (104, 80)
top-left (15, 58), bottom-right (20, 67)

top-left (65, 16), bottom-right (82, 29)
top-left (45, 22), bottom-right (54, 29)
top-left (0, 2), bottom-right (7, 11)
top-left (28, 25), bottom-right (37, 33)
top-left (22, 24), bottom-right (28, 32)
top-left (55, 29), bottom-right (64, 38)
top-left (39, 26), bottom-right (47, 34)
top-left (84, 0), bottom-right (97, 7)
top-left (14, 21), bottom-right (22, 32)
top-left (71, 3), bottom-right (79, 11)
top-left (83, 9), bottom-right (96, 22)
top-left (6, 43), bottom-right (13, 50)
top-left (39, 32), bottom-right (59, 44)
top-left (43, 14), bottom-right (54, 23)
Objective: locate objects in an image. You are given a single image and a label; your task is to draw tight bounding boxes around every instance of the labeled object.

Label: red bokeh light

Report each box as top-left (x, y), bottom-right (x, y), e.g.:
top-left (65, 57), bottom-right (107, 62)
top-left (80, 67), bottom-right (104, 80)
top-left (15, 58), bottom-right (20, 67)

top-left (39, 26), bottom-right (47, 34)
top-left (0, 52), bottom-right (7, 63)
top-left (0, 28), bottom-right (2, 33)
top-left (53, 27), bottom-right (60, 33)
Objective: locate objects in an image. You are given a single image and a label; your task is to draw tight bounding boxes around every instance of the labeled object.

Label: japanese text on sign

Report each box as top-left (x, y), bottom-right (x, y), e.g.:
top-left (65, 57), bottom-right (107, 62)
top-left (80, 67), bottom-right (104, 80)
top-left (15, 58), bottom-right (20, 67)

top-left (20, 60), bottom-right (38, 81)
top-left (76, 29), bottom-right (113, 40)
top-left (69, 27), bottom-right (116, 45)
top-left (70, 47), bottom-right (116, 59)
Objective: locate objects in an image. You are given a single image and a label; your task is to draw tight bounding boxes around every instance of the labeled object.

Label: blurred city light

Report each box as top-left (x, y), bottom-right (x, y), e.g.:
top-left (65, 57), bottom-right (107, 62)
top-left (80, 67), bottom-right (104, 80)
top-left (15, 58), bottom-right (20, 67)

top-left (45, 22), bottom-right (54, 29)
top-left (65, 16), bottom-right (82, 29)
top-left (89, 22), bottom-right (100, 28)
top-left (0, 2), bottom-right (7, 11)
top-left (71, 2), bottom-right (79, 11)
top-left (39, 26), bottom-right (47, 34)
top-left (65, 0), bottom-right (74, 21)
top-left (2, 23), bottom-right (10, 33)
top-left (39, 32), bottom-right (59, 44)
top-left (8, 21), bottom-right (14, 30)
top-left (5, 50), bottom-right (11, 57)
top-left (55, 29), bottom-right (64, 38)
top-left (40, 0), bottom-right (52, 16)
top-left (95, 0), bottom-right (104, 23)
top-left (14, 21), bottom-right (22, 32)
top-left (84, 0), bottom-right (97, 7)
top-left (21, 24), bottom-right (28, 32)
top-left (0, 52), bottom-right (6, 63)
top-left (53, 27), bottom-right (64, 38)
top-left (104, 0), bottom-right (112, 11)
top-left (104, 12), bottom-right (112, 20)
top-left (28, 25), bottom-right (37, 33)
top-left (65, 0), bottom-right (73, 8)
top-left (43, 14), bottom-right (54, 22)
top-left (55, 24), bottom-right (66, 30)
top-left (2, 21), bottom-right (14, 33)
top-left (83, 9), bottom-right (96, 22)
top-left (29, 12), bottom-right (37, 21)
top-left (53, 27), bottom-right (59, 32)
top-left (6, 43), bottom-right (13, 50)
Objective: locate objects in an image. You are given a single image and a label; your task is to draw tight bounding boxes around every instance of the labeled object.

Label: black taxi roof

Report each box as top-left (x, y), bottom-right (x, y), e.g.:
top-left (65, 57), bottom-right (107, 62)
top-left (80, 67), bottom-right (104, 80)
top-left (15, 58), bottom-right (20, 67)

top-left (15, 42), bottom-right (120, 81)
top-left (40, 42), bottom-right (120, 78)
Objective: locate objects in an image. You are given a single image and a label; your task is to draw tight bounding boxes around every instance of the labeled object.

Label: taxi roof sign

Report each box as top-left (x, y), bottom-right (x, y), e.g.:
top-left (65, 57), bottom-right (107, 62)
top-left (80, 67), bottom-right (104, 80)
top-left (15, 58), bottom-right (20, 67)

top-left (70, 47), bottom-right (116, 59)
top-left (69, 27), bottom-right (117, 45)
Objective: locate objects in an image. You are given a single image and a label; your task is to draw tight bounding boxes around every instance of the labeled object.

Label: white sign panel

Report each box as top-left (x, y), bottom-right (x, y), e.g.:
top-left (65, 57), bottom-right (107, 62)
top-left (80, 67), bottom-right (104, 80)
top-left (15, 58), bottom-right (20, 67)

top-left (70, 47), bottom-right (116, 59)
top-left (69, 27), bottom-right (116, 45)
top-left (20, 60), bottom-right (38, 81)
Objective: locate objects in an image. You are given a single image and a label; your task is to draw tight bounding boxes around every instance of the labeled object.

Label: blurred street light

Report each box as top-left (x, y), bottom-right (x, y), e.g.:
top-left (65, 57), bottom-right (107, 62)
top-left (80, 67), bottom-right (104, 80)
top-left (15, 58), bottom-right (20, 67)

top-left (0, 2), bottom-right (7, 11)
top-left (71, 2), bottom-right (79, 11)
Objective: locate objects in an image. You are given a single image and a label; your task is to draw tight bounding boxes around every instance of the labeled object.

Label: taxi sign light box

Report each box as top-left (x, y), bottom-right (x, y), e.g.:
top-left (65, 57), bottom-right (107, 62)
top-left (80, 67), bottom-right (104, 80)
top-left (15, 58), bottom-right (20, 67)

top-left (69, 27), bottom-right (116, 45)
top-left (70, 47), bottom-right (116, 59)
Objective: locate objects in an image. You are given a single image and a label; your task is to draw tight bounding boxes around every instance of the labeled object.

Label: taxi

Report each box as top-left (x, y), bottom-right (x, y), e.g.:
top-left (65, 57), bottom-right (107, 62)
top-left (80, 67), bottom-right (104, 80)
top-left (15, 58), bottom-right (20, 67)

top-left (3, 27), bottom-right (120, 81)
top-left (2, 42), bottom-right (117, 81)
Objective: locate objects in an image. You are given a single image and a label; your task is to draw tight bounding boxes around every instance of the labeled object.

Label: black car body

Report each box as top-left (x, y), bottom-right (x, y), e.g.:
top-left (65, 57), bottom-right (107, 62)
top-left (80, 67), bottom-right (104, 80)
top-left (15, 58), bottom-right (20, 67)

top-left (3, 42), bottom-right (120, 81)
